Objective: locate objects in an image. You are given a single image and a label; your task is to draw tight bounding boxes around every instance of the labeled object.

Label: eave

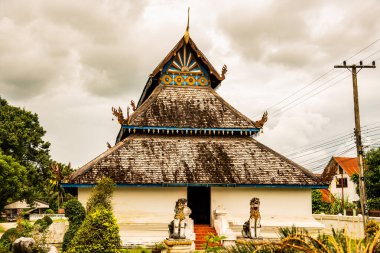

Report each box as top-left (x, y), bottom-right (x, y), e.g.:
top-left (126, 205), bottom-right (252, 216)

top-left (121, 125), bottom-right (260, 136)
top-left (62, 183), bottom-right (328, 189)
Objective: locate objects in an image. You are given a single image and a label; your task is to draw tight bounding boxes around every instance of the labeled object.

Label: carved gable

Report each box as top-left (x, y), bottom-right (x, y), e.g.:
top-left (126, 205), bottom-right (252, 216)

top-left (160, 44), bottom-right (210, 87)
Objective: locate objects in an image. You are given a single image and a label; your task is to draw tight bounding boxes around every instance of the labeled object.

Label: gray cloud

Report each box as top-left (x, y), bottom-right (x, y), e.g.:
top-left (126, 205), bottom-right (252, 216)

top-left (1, 0), bottom-right (379, 170)
top-left (218, 0), bottom-right (380, 69)
top-left (0, 0), bottom-right (150, 99)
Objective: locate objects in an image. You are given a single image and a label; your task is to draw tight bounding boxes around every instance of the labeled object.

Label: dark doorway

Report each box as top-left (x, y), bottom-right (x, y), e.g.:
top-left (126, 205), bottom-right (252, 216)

top-left (187, 187), bottom-right (210, 224)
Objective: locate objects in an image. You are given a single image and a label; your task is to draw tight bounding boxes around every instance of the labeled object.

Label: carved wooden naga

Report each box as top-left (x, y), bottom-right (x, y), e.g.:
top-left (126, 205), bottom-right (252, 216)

top-left (220, 64), bottom-right (228, 80)
top-left (254, 111), bottom-right (268, 129)
top-left (112, 100), bottom-right (137, 125)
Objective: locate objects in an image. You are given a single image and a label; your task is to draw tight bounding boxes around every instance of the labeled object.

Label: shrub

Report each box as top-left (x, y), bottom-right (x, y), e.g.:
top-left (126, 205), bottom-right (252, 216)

top-left (34, 216), bottom-right (53, 232)
top-left (86, 177), bottom-right (114, 212)
top-left (311, 189), bottom-right (330, 214)
top-left (62, 199), bottom-right (86, 252)
top-left (0, 228), bottom-right (18, 250)
top-left (0, 240), bottom-right (10, 253)
top-left (366, 220), bottom-right (380, 238)
top-left (16, 218), bottom-right (33, 236)
top-left (44, 209), bottom-right (54, 214)
top-left (368, 198), bottom-right (380, 210)
top-left (64, 198), bottom-right (86, 224)
top-left (42, 216), bottom-right (53, 226)
top-left (65, 177), bottom-right (120, 253)
top-left (65, 206), bottom-right (121, 253)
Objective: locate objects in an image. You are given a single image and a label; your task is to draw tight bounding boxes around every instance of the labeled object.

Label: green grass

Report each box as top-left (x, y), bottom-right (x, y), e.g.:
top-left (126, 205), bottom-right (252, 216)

top-left (52, 218), bottom-right (68, 223)
top-left (0, 225), bottom-right (5, 233)
top-left (120, 247), bottom-right (152, 253)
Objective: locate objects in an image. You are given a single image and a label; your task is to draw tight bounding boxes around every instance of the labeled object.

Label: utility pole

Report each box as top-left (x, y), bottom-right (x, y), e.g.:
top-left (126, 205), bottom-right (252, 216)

top-left (334, 60), bottom-right (376, 232)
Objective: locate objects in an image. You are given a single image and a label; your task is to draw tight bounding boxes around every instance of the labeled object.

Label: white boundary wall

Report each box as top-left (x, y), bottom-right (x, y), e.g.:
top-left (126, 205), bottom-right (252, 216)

top-left (211, 188), bottom-right (323, 238)
top-left (313, 214), bottom-right (380, 238)
top-left (78, 187), bottom-right (186, 223)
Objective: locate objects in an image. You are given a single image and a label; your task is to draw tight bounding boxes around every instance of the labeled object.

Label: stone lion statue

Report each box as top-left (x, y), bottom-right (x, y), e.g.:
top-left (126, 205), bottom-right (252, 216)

top-left (242, 197), bottom-right (261, 238)
top-left (168, 198), bottom-right (188, 239)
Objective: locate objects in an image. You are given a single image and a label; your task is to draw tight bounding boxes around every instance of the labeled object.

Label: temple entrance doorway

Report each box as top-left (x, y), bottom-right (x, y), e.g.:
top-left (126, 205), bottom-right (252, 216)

top-left (187, 187), bottom-right (210, 224)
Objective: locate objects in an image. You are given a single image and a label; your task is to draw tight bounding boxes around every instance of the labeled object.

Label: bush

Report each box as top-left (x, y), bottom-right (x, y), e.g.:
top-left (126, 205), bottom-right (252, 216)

top-left (0, 228), bottom-right (18, 250)
top-left (86, 177), bottom-right (114, 212)
top-left (33, 216), bottom-right (53, 233)
top-left (44, 209), bottom-right (54, 214)
top-left (62, 199), bottom-right (86, 252)
top-left (368, 197), bottom-right (380, 210)
top-left (65, 206), bottom-right (121, 253)
top-left (65, 177), bottom-right (120, 253)
top-left (365, 220), bottom-right (380, 238)
top-left (64, 199), bottom-right (86, 224)
top-left (42, 216), bottom-right (53, 226)
top-left (311, 189), bottom-right (330, 214)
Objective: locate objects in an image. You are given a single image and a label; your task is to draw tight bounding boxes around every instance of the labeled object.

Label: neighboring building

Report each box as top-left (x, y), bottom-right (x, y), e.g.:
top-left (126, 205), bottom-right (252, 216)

top-left (4, 200), bottom-right (49, 221)
top-left (63, 27), bottom-right (326, 245)
top-left (320, 157), bottom-right (360, 203)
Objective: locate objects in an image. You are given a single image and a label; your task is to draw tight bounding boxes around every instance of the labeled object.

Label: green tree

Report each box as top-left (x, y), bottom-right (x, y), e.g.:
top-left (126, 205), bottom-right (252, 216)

top-left (311, 189), bottom-right (330, 214)
top-left (0, 153), bottom-right (28, 211)
top-left (0, 97), bottom-right (51, 203)
top-left (352, 147), bottom-right (380, 210)
top-left (47, 162), bottom-right (74, 211)
top-left (65, 206), bottom-right (121, 253)
top-left (65, 178), bottom-right (121, 253)
top-left (62, 199), bottom-right (86, 252)
top-left (86, 177), bottom-right (114, 212)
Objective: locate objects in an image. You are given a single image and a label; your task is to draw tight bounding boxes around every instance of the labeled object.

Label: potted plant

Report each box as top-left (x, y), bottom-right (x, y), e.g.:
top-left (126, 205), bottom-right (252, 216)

top-left (152, 241), bottom-right (168, 253)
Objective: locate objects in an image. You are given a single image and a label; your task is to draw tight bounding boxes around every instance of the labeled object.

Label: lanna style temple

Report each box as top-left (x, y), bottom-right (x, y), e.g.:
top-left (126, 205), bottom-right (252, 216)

top-left (63, 22), bottom-right (327, 247)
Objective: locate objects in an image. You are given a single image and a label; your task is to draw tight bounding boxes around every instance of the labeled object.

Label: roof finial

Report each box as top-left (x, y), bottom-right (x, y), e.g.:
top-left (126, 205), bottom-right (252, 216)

top-left (184, 7), bottom-right (190, 44)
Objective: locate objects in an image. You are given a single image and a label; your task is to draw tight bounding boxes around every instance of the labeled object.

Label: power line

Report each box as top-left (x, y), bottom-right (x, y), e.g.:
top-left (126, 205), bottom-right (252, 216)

top-left (271, 73), bottom-right (351, 117)
top-left (253, 38), bottom-right (380, 117)
top-left (289, 139), bottom-right (355, 160)
top-left (287, 134), bottom-right (354, 157)
top-left (299, 143), bottom-right (355, 167)
top-left (284, 122), bottom-right (380, 157)
top-left (252, 69), bottom-right (335, 118)
top-left (346, 38), bottom-right (380, 61)
top-left (309, 145), bottom-right (357, 172)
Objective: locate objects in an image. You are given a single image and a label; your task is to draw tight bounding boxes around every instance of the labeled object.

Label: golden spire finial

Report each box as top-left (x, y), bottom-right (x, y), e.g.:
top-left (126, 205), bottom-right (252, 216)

top-left (184, 7), bottom-right (190, 44)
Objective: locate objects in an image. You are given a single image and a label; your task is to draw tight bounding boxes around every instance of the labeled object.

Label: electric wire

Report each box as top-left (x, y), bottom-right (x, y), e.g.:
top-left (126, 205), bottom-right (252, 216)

top-left (271, 73), bottom-right (351, 117)
top-left (284, 122), bottom-right (380, 157)
top-left (253, 38), bottom-right (380, 117)
top-left (289, 125), bottom-right (380, 164)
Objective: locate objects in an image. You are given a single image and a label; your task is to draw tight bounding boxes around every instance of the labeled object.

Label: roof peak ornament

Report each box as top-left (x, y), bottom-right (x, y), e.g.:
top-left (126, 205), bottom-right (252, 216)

top-left (254, 111), bottom-right (268, 129)
top-left (184, 7), bottom-right (190, 44)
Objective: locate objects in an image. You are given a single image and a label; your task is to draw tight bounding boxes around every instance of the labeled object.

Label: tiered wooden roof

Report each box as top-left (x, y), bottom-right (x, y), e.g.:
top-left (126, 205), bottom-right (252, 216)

top-left (66, 33), bottom-right (325, 188)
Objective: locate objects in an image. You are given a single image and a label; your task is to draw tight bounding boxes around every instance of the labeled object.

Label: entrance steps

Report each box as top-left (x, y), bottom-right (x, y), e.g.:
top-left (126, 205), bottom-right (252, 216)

top-left (194, 224), bottom-right (218, 250)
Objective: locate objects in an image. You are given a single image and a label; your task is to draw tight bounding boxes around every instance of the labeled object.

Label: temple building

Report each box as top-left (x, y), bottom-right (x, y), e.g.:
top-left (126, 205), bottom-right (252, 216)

top-left (63, 25), bottom-right (327, 246)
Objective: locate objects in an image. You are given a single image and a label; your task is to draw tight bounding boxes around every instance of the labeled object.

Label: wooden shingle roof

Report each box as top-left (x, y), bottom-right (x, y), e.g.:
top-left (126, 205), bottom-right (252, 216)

top-left (129, 85), bottom-right (258, 129)
top-left (68, 134), bottom-right (324, 186)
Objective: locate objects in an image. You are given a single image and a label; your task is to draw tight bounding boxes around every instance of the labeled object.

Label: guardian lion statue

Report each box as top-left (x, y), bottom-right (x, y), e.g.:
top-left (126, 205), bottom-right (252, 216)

top-left (242, 197), bottom-right (261, 238)
top-left (168, 198), bottom-right (188, 239)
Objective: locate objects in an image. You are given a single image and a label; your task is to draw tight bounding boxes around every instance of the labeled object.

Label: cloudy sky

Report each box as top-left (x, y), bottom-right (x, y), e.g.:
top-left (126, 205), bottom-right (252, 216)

top-left (1, 0), bottom-right (379, 173)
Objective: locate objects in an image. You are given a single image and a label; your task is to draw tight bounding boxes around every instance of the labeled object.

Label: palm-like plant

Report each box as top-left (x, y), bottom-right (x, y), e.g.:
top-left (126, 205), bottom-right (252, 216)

top-left (49, 162), bottom-right (73, 210)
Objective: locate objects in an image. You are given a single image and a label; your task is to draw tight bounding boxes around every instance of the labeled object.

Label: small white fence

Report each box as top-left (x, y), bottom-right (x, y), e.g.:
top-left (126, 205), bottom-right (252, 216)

top-left (29, 214), bottom-right (67, 221)
top-left (313, 214), bottom-right (380, 238)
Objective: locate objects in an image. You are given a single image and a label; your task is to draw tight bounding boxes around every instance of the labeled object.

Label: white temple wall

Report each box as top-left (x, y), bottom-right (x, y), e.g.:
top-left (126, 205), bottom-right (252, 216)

top-left (78, 187), bottom-right (187, 223)
top-left (210, 187), bottom-right (320, 229)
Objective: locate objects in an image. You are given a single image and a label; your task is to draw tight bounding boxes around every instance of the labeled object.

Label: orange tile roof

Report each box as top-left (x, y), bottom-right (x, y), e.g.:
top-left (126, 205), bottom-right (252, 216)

top-left (319, 189), bottom-right (334, 203)
top-left (334, 157), bottom-right (359, 176)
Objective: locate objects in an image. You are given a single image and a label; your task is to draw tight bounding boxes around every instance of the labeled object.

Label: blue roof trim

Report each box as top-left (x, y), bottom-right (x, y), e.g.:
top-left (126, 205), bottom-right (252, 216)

top-left (62, 183), bottom-right (328, 189)
top-left (121, 125), bottom-right (260, 134)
